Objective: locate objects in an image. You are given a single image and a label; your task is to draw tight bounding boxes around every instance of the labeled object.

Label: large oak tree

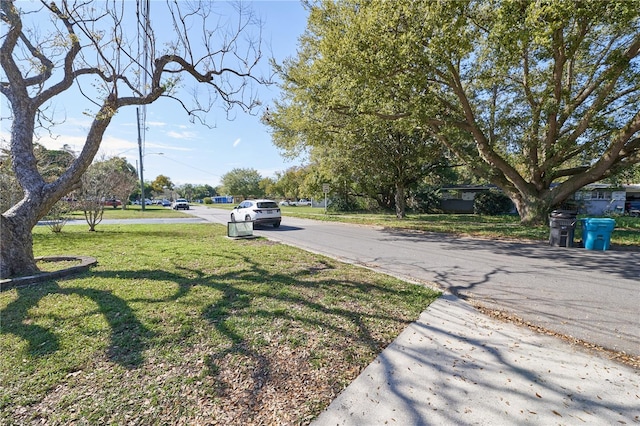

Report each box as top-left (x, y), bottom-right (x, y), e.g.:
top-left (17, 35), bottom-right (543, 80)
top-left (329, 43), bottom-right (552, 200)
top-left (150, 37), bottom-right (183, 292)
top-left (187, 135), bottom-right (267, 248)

top-left (0, 0), bottom-right (266, 278)
top-left (220, 167), bottom-right (264, 199)
top-left (268, 0), bottom-right (640, 224)
top-left (267, 52), bottom-right (448, 218)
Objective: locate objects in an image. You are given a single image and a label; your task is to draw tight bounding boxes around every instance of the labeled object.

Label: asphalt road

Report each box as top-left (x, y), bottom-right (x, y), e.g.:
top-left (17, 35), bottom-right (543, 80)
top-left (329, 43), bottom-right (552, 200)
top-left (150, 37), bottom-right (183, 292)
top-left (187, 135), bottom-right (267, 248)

top-left (186, 205), bottom-right (640, 356)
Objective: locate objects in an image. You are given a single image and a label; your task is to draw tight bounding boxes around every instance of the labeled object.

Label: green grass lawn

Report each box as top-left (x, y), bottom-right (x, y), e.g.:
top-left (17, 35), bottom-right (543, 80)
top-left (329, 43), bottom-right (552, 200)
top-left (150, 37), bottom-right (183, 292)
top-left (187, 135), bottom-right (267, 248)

top-left (1, 224), bottom-right (439, 425)
top-left (69, 204), bottom-right (193, 220)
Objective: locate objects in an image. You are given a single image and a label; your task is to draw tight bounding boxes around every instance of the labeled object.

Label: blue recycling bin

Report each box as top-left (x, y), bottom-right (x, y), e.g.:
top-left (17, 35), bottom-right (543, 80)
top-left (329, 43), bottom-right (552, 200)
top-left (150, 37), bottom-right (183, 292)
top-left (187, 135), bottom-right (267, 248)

top-left (581, 218), bottom-right (615, 251)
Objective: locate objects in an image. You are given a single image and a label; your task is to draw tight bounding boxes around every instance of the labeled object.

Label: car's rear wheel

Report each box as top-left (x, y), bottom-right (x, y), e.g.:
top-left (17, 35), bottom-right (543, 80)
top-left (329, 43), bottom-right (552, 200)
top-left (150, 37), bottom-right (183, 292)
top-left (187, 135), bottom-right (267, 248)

top-left (245, 214), bottom-right (251, 222)
top-left (273, 222), bottom-right (281, 228)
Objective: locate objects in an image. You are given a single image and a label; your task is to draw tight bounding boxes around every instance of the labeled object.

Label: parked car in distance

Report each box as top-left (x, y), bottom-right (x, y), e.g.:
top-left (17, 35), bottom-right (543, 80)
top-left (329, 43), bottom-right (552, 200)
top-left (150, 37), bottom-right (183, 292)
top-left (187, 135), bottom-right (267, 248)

top-left (282, 199), bottom-right (311, 206)
top-left (230, 199), bottom-right (281, 228)
top-left (161, 199), bottom-right (171, 207)
top-left (102, 198), bottom-right (122, 208)
top-left (172, 198), bottom-right (190, 210)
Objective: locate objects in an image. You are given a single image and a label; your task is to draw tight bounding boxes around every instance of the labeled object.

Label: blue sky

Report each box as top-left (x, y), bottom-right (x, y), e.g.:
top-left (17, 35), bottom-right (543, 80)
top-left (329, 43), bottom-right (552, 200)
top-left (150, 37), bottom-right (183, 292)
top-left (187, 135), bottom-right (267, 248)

top-left (1, 1), bottom-right (309, 188)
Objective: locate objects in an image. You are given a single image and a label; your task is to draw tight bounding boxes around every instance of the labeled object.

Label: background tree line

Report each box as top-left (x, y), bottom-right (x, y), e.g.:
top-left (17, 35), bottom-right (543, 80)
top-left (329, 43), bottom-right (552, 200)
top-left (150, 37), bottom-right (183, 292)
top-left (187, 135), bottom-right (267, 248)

top-left (263, 0), bottom-right (640, 224)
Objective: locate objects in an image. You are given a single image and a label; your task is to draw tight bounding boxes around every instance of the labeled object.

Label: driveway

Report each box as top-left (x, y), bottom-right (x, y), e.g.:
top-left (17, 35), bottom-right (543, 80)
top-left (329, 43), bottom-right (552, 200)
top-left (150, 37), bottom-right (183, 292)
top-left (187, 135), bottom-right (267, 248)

top-left (187, 205), bottom-right (640, 356)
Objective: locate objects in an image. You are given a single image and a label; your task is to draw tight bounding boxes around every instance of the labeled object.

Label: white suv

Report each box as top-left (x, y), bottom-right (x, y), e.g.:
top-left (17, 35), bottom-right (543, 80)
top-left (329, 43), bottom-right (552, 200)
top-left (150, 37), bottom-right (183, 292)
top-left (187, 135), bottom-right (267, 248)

top-left (230, 199), bottom-right (281, 228)
top-left (172, 198), bottom-right (190, 210)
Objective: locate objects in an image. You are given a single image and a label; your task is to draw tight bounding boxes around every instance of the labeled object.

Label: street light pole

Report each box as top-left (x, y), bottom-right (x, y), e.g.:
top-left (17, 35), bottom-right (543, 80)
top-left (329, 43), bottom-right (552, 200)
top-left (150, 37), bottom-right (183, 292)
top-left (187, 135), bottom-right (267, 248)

top-left (137, 107), bottom-right (145, 211)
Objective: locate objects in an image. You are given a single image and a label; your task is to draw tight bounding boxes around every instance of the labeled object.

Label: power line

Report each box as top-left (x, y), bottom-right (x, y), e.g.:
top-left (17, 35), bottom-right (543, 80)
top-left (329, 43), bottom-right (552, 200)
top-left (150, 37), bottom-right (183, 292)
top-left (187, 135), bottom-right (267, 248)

top-left (155, 154), bottom-right (221, 180)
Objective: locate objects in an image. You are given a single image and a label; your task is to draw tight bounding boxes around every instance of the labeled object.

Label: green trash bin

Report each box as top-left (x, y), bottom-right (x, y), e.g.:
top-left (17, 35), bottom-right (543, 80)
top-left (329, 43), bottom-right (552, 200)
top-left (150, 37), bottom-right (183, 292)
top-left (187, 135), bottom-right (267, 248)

top-left (581, 218), bottom-right (615, 251)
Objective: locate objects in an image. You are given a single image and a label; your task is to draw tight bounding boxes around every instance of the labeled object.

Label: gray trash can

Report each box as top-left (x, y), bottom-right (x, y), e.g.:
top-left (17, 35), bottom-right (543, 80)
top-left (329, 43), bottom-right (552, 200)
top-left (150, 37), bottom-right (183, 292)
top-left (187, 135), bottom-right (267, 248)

top-left (549, 210), bottom-right (577, 247)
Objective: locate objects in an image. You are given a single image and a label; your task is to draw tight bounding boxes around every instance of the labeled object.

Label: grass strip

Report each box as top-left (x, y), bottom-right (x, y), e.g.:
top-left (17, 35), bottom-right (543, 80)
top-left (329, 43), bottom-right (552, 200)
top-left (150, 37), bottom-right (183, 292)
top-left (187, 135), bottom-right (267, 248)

top-left (70, 204), bottom-right (192, 220)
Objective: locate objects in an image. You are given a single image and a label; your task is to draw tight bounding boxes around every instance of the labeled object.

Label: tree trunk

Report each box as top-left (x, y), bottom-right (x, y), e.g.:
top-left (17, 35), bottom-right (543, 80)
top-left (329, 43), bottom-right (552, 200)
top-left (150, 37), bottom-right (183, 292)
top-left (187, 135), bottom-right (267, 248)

top-left (1, 104), bottom-right (112, 278)
top-left (0, 215), bottom-right (38, 278)
top-left (394, 182), bottom-right (406, 219)
top-left (512, 194), bottom-right (553, 226)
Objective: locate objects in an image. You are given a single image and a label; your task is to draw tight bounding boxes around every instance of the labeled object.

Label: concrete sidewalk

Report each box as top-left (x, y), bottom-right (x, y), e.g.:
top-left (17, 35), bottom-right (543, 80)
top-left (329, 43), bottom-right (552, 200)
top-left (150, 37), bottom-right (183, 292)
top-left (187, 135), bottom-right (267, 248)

top-left (312, 294), bottom-right (639, 425)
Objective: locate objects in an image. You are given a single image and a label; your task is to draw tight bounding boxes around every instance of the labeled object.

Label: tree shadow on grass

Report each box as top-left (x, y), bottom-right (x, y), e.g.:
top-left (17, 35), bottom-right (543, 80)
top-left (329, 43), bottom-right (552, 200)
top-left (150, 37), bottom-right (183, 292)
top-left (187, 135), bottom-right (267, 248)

top-left (187, 255), bottom-right (420, 377)
top-left (0, 283), bottom-right (61, 356)
top-left (1, 249), bottom-right (435, 423)
top-left (0, 254), bottom-right (420, 369)
top-left (0, 281), bottom-right (152, 368)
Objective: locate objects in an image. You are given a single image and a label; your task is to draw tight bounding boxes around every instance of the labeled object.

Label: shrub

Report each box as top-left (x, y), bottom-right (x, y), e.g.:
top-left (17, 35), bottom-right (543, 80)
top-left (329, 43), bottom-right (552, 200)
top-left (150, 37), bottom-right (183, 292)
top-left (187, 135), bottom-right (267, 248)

top-left (327, 195), bottom-right (361, 212)
top-left (410, 188), bottom-right (442, 213)
top-left (42, 199), bottom-right (75, 232)
top-left (473, 191), bottom-right (514, 215)
top-left (203, 197), bottom-right (213, 204)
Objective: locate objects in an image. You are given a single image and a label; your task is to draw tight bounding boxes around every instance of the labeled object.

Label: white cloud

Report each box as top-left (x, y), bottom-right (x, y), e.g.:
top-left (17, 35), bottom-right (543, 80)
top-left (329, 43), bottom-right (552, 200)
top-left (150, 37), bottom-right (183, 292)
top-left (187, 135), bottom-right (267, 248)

top-left (0, 129), bottom-right (10, 147)
top-left (257, 167), bottom-right (283, 179)
top-left (145, 140), bottom-right (193, 152)
top-left (64, 116), bottom-right (94, 130)
top-left (101, 135), bottom-right (138, 151)
top-left (37, 134), bottom-right (88, 154)
top-left (166, 130), bottom-right (197, 139)
top-left (233, 138), bottom-right (241, 147)
top-left (146, 121), bottom-right (166, 128)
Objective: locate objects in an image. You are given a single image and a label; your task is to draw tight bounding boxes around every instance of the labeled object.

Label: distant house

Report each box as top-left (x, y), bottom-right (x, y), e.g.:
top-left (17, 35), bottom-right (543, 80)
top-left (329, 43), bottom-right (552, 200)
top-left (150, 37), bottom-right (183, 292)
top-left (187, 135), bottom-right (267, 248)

top-left (212, 196), bottom-right (234, 204)
top-left (573, 184), bottom-right (640, 215)
top-left (438, 183), bottom-right (640, 216)
top-left (438, 185), bottom-right (500, 214)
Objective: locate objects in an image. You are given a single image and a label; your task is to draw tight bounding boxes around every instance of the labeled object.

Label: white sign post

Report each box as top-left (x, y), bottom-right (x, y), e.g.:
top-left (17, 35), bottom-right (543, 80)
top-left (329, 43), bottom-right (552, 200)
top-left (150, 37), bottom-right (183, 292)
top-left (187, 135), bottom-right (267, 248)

top-left (322, 183), bottom-right (330, 213)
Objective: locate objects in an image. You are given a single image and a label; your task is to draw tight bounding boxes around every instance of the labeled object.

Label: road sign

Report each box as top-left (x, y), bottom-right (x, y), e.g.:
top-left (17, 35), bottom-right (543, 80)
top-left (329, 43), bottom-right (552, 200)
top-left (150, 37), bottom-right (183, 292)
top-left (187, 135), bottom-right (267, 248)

top-left (322, 183), bottom-right (330, 193)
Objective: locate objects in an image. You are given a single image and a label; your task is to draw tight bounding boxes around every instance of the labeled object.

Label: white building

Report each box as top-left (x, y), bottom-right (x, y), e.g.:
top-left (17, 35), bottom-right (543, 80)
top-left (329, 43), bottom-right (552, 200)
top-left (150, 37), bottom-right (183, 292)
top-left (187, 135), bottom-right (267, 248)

top-left (574, 184), bottom-right (640, 215)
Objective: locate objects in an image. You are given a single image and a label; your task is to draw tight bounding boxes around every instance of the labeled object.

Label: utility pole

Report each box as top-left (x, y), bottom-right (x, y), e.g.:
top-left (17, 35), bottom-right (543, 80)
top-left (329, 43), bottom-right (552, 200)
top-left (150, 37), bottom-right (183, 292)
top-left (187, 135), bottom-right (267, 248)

top-left (136, 0), bottom-right (150, 211)
top-left (137, 107), bottom-right (145, 211)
